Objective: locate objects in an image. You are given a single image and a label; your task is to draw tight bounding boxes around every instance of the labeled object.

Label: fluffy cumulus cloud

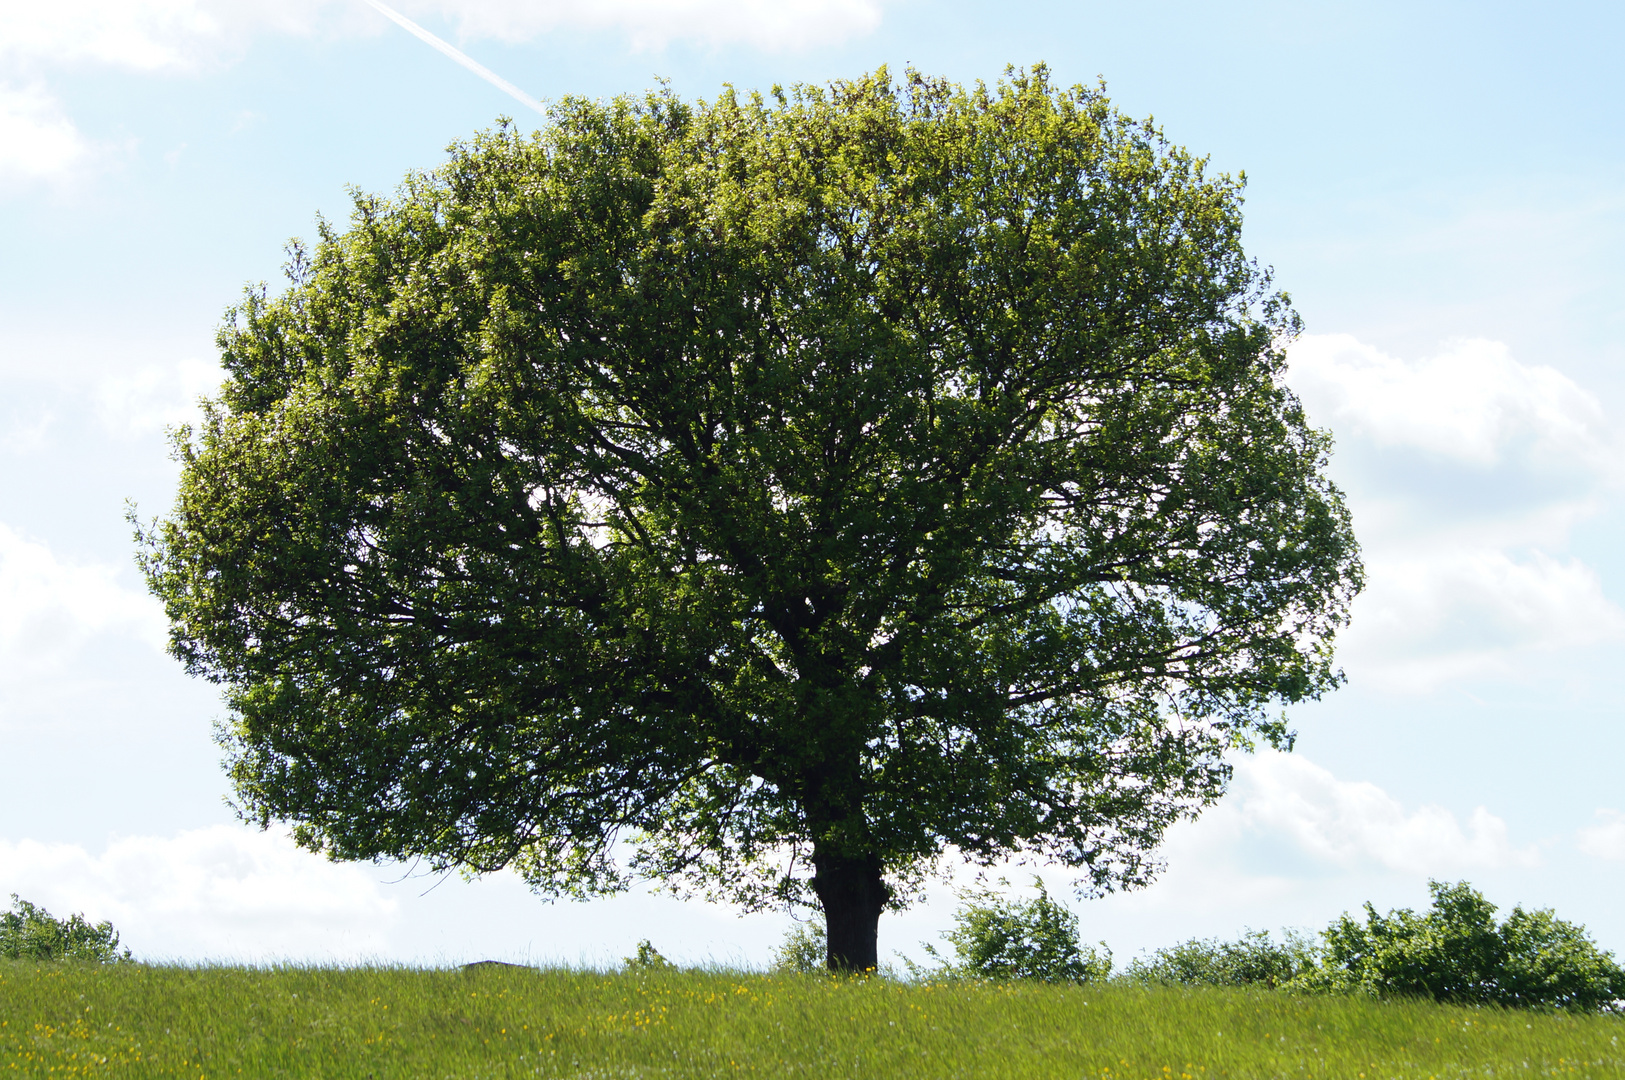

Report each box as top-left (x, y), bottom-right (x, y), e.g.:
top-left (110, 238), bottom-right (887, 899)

top-left (0, 82), bottom-right (96, 185)
top-left (0, 0), bottom-right (335, 72)
top-left (1221, 751), bottom-right (1538, 875)
top-left (1020, 750), bottom-right (1547, 957)
top-left (0, 826), bottom-right (398, 961)
top-left (1285, 334), bottom-right (1625, 688)
top-left (0, 523), bottom-right (166, 672)
top-left (1288, 334), bottom-right (1614, 471)
top-left (1577, 810), bottom-right (1625, 861)
top-left (0, 0), bottom-right (298, 185)
top-left (1346, 548), bottom-right (1625, 687)
top-left (999, 754), bottom-right (1537, 907)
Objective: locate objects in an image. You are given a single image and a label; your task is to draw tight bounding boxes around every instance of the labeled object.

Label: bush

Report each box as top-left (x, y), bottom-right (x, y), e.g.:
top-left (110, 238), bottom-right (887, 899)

top-left (0, 895), bottom-right (130, 963)
top-left (1291, 880), bottom-right (1625, 1013)
top-left (920, 878), bottom-right (1111, 983)
top-left (622, 940), bottom-right (673, 970)
top-left (771, 918), bottom-right (827, 974)
top-left (1126, 928), bottom-right (1319, 988)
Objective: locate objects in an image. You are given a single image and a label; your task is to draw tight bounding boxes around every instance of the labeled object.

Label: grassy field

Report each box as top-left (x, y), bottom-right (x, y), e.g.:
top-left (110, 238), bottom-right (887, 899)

top-left (2, 962), bottom-right (1621, 1079)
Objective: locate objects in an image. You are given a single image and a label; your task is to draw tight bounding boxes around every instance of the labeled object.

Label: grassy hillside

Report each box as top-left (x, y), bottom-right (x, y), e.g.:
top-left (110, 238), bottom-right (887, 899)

top-left (2, 962), bottom-right (1620, 1078)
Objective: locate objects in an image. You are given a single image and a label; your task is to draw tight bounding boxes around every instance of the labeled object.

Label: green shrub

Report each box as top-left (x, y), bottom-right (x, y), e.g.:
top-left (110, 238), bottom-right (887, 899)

top-left (1290, 879), bottom-right (1625, 1013)
top-left (919, 878), bottom-right (1111, 983)
top-left (0, 895), bottom-right (130, 963)
top-left (771, 918), bottom-right (827, 974)
top-left (622, 940), bottom-right (673, 970)
top-left (1126, 928), bottom-right (1319, 988)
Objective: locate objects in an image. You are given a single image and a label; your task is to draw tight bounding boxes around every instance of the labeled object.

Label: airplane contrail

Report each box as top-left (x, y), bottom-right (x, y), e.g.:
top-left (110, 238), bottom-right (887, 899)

top-left (360, 0), bottom-right (548, 117)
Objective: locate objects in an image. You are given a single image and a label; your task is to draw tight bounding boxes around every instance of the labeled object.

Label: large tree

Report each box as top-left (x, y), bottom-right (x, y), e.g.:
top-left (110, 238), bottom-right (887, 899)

top-left (140, 67), bottom-right (1361, 971)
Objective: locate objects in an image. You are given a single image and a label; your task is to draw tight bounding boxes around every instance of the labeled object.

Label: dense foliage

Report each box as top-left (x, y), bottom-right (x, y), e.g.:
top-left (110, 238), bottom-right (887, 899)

top-left (139, 65), bottom-right (1361, 969)
top-left (1114, 880), bottom-right (1623, 1013)
top-left (0, 895), bottom-right (129, 963)
top-left (1125, 928), bottom-right (1317, 989)
top-left (918, 878), bottom-right (1112, 983)
top-left (623, 940), bottom-right (676, 970)
top-left (771, 918), bottom-right (829, 975)
top-left (1296, 880), bottom-right (1625, 1013)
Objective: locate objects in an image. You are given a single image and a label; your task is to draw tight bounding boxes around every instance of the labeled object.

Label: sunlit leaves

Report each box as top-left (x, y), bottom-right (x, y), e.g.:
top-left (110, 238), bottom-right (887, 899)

top-left (140, 67), bottom-right (1360, 933)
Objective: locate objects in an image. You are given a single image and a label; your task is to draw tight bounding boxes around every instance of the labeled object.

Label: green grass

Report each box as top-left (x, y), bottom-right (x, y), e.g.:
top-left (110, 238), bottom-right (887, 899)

top-left (2, 962), bottom-right (1621, 1079)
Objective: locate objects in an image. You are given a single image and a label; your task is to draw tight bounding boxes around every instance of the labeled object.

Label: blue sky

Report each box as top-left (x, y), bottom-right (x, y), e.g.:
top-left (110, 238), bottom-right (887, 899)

top-left (1, 0), bottom-right (1621, 968)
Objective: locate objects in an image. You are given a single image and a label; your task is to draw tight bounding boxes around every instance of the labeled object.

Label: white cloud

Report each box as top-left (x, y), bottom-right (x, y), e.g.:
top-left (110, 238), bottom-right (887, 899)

top-left (1578, 810), bottom-right (1625, 862)
top-left (0, 826), bottom-right (398, 961)
top-left (0, 522), bottom-right (166, 668)
top-left (1287, 333), bottom-right (1615, 474)
top-left (0, 82), bottom-right (96, 185)
top-left (960, 752), bottom-right (1549, 960)
top-left (1342, 547), bottom-right (1625, 689)
top-left (0, 0), bottom-right (211, 71)
top-left (0, 0), bottom-right (334, 72)
top-left (1224, 750), bottom-right (1538, 875)
top-left (1284, 333), bottom-right (1625, 689)
top-left (0, 1), bottom-right (335, 188)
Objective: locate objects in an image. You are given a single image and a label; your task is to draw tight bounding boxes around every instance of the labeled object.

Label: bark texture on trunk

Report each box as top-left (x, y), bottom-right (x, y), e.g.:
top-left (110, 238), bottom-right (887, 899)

top-left (810, 850), bottom-right (891, 972)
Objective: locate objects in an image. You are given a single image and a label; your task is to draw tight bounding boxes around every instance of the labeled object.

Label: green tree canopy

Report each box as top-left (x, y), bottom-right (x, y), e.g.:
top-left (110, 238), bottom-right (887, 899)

top-left (140, 66), bottom-right (1361, 970)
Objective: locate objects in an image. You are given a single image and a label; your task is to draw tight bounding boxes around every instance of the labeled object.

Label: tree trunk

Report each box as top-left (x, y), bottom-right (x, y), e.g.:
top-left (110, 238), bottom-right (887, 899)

top-left (810, 849), bottom-right (891, 972)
